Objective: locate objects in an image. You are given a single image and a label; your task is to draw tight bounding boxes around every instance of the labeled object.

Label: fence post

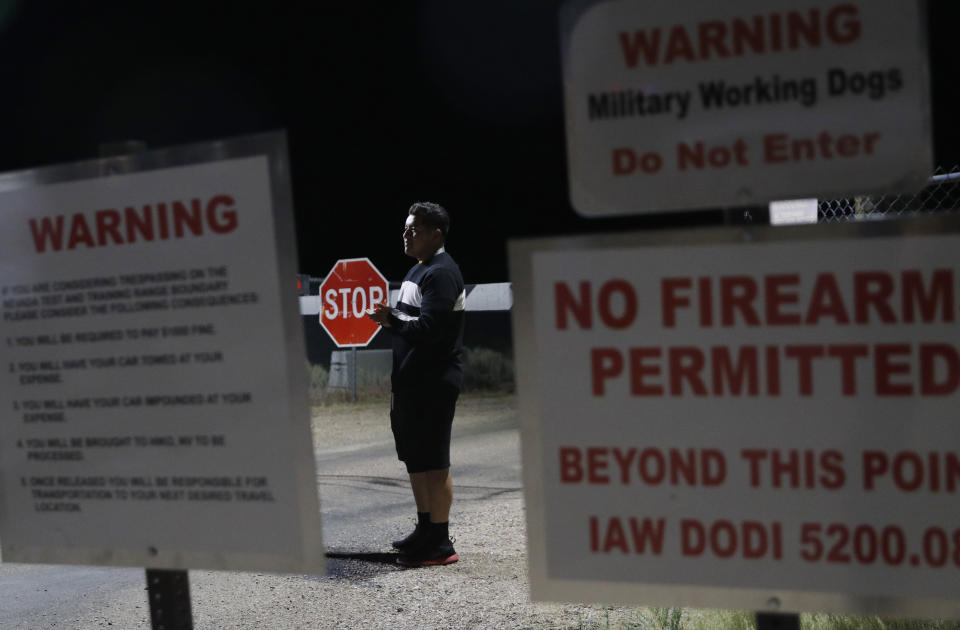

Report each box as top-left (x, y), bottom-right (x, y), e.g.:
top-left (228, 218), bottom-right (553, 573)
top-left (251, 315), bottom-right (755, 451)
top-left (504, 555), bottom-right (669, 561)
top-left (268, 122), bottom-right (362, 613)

top-left (351, 346), bottom-right (358, 402)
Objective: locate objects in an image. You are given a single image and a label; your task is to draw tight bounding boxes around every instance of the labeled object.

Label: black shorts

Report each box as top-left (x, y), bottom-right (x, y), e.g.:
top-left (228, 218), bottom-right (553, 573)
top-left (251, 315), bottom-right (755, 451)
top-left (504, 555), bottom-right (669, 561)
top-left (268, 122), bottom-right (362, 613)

top-left (390, 386), bottom-right (459, 474)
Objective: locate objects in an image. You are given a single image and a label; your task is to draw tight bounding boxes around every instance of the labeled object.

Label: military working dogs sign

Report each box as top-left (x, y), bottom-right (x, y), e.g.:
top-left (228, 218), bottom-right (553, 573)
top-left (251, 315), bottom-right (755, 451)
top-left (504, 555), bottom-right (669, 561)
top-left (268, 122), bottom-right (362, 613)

top-left (560, 0), bottom-right (931, 215)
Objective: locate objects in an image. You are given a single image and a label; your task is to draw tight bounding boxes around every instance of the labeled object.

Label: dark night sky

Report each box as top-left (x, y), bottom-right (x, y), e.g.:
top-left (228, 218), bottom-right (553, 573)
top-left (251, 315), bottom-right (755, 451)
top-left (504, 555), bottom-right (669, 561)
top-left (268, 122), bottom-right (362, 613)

top-left (0, 1), bottom-right (958, 284)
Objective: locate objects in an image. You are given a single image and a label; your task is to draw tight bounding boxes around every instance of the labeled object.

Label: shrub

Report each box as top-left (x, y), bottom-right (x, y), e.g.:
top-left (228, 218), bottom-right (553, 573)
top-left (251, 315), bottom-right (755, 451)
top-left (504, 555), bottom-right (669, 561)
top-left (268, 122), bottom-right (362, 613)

top-left (307, 347), bottom-right (515, 404)
top-left (306, 360), bottom-right (390, 405)
top-left (306, 361), bottom-right (329, 404)
top-left (462, 347), bottom-right (514, 392)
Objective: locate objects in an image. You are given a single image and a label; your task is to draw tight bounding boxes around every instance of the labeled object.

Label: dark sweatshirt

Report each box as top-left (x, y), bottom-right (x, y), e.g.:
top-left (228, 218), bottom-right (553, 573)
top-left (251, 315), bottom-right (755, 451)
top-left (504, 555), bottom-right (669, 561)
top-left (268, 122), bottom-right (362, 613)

top-left (387, 249), bottom-right (465, 391)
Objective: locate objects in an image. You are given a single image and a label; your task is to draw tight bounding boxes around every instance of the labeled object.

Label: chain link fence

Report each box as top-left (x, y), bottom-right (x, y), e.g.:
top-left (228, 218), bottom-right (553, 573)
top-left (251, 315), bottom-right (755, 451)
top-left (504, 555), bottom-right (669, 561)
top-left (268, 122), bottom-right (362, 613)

top-left (818, 166), bottom-right (960, 222)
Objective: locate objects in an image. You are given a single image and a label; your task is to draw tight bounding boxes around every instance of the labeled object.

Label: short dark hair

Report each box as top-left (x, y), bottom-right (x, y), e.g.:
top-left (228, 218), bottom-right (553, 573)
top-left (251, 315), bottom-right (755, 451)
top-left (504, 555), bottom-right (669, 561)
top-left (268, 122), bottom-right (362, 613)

top-left (408, 201), bottom-right (450, 238)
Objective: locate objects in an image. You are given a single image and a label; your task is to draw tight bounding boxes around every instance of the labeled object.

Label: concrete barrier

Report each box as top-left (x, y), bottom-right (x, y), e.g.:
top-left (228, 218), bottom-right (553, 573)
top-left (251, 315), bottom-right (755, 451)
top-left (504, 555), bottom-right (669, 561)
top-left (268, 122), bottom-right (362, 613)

top-left (327, 349), bottom-right (391, 390)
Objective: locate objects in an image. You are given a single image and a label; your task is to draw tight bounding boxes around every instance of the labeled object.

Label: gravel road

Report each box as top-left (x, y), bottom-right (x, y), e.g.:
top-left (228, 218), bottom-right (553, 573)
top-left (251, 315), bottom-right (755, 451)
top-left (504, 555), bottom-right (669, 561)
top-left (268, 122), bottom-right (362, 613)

top-left (0, 393), bottom-right (655, 630)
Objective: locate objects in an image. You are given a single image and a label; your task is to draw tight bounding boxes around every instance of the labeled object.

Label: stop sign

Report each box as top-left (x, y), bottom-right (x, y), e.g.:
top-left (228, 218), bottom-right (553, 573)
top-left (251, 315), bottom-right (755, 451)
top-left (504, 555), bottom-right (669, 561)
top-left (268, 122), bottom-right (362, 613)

top-left (318, 257), bottom-right (389, 347)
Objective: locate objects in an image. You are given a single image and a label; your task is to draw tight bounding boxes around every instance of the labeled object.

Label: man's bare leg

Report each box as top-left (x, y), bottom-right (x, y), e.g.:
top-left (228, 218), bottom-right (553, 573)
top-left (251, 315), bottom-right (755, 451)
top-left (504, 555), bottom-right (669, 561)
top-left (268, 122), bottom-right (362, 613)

top-left (408, 469), bottom-right (452, 521)
top-left (409, 472), bottom-right (430, 513)
top-left (425, 468), bottom-right (452, 523)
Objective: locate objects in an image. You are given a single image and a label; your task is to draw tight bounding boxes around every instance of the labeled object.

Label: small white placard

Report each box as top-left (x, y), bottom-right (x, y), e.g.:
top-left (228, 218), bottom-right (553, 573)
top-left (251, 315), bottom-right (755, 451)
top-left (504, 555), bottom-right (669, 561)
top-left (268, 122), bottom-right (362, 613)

top-left (770, 199), bottom-right (819, 225)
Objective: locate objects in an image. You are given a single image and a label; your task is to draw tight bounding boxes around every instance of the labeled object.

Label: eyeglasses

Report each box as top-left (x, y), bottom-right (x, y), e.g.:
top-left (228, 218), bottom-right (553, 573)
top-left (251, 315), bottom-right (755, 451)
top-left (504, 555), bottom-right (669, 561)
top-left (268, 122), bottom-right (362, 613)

top-left (402, 224), bottom-right (435, 236)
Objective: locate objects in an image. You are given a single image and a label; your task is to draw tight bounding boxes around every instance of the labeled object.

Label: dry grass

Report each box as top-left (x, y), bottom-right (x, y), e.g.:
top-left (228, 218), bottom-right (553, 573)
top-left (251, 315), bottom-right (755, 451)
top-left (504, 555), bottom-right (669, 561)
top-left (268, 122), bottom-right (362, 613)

top-left (310, 391), bottom-right (517, 453)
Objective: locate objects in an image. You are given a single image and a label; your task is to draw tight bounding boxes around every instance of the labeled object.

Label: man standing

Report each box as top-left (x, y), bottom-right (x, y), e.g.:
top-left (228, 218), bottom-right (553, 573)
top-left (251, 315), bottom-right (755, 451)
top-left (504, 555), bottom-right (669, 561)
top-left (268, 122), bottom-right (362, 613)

top-left (368, 201), bottom-right (465, 567)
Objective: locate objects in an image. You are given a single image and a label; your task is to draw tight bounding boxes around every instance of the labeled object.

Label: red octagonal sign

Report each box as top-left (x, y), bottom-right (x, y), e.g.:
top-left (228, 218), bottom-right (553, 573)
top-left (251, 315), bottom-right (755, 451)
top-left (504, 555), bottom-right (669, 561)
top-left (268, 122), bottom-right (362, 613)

top-left (319, 257), bottom-right (389, 347)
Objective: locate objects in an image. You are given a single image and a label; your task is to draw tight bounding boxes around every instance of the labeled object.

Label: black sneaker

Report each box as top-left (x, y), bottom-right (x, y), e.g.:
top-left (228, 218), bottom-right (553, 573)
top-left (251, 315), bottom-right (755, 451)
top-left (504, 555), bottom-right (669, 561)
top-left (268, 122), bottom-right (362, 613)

top-left (391, 524), bottom-right (424, 551)
top-left (396, 537), bottom-right (458, 567)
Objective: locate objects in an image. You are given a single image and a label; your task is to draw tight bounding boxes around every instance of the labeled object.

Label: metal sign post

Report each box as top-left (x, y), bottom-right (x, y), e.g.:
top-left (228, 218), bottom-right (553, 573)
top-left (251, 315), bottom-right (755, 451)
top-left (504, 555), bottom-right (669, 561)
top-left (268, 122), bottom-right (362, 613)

top-left (351, 346), bottom-right (358, 402)
top-left (98, 142), bottom-right (196, 630)
top-left (734, 208), bottom-right (803, 630)
top-left (757, 612), bottom-right (800, 630)
top-left (147, 569), bottom-right (193, 630)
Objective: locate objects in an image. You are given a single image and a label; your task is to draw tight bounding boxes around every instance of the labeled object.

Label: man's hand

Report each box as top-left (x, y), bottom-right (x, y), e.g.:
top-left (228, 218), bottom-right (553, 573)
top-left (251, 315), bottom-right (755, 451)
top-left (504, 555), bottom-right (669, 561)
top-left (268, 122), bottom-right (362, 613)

top-left (367, 301), bottom-right (392, 327)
